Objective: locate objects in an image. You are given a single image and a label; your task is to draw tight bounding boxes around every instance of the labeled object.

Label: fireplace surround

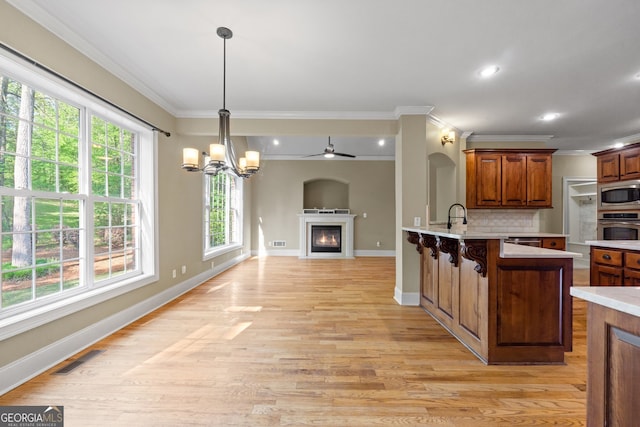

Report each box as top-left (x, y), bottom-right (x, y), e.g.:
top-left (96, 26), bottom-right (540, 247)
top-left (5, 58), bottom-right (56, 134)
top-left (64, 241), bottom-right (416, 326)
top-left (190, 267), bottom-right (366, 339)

top-left (298, 211), bottom-right (355, 259)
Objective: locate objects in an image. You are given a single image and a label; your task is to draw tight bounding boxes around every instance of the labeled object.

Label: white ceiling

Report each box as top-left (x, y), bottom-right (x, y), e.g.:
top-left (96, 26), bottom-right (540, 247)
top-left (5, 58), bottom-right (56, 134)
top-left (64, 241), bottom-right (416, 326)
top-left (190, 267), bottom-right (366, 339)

top-left (9, 0), bottom-right (640, 157)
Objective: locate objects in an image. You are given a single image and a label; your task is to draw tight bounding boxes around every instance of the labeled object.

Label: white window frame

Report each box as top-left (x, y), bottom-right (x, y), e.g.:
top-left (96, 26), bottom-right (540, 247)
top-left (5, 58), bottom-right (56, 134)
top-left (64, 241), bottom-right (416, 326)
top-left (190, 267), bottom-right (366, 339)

top-left (0, 50), bottom-right (158, 340)
top-left (203, 172), bottom-right (243, 260)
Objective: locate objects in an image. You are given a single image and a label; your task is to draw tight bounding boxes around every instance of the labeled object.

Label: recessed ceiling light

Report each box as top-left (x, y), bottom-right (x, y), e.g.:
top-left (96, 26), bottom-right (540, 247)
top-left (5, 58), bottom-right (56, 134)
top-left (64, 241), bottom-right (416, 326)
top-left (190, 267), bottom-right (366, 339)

top-left (479, 65), bottom-right (500, 78)
top-left (614, 142), bottom-right (624, 148)
top-left (540, 112), bottom-right (559, 121)
top-left (635, 72), bottom-right (640, 80)
top-left (378, 139), bottom-right (385, 146)
top-left (273, 139), bottom-right (279, 145)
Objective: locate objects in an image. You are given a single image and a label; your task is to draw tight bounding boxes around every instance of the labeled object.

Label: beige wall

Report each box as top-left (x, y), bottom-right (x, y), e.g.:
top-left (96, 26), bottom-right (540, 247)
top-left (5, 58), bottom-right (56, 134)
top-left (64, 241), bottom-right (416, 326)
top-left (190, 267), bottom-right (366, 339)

top-left (0, 1), bottom-right (404, 377)
top-left (0, 1), bottom-right (598, 388)
top-left (251, 160), bottom-right (395, 253)
top-left (543, 153), bottom-right (597, 233)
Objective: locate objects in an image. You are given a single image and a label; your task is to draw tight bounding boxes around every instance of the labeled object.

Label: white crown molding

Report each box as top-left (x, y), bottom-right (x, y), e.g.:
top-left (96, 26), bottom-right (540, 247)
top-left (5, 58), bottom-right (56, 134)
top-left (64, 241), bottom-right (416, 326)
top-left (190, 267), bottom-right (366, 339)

top-left (394, 106), bottom-right (435, 118)
top-left (615, 132), bottom-right (640, 145)
top-left (460, 131), bottom-right (474, 140)
top-left (426, 113), bottom-right (463, 135)
top-left (467, 134), bottom-right (555, 143)
top-left (7, 0), bottom-right (179, 116)
top-left (176, 109), bottom-right (435, 121)
top-left (262, 154), bottom-right (395, 161)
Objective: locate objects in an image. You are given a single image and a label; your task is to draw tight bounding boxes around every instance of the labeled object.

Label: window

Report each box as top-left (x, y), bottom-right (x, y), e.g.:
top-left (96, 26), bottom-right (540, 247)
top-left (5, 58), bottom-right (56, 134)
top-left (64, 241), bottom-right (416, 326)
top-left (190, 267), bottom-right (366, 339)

top-left (204, 172), bottom-right (242, 256)
top-left (0, 52), bottom-right (157, 325)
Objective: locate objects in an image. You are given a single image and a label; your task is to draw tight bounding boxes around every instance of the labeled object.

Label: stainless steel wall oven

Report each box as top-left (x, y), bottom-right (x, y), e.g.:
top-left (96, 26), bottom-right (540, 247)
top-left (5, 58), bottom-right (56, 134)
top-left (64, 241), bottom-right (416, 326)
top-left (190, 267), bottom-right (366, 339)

top-left (598, 211), bottom-right (640, 240)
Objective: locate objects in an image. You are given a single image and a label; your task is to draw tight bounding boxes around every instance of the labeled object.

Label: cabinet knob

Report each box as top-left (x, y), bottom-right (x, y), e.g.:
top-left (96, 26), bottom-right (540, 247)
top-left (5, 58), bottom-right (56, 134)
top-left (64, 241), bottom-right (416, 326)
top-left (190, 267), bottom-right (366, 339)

top-left (603, 254), bottom-right (612, 260)
top-left (550, 241), bottom-right (556, 247)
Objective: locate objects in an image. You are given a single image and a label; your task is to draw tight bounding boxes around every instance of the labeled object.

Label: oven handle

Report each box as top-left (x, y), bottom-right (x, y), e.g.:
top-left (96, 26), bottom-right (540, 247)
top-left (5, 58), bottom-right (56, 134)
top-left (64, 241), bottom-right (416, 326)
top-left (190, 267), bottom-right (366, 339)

top-left (598, 220), bottom-right (640, 225)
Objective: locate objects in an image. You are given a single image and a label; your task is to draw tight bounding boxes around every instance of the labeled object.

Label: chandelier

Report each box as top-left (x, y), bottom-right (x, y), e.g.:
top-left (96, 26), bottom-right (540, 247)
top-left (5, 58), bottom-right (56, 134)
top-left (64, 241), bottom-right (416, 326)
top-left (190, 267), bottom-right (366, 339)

top-left (182, 27), bottom-right (260, 178)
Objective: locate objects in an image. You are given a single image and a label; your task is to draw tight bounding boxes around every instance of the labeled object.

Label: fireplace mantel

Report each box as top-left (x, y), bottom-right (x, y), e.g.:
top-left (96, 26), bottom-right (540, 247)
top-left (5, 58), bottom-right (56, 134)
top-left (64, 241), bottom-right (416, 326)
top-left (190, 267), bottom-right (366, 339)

top-left (298, 213), bottom-right (356, 259)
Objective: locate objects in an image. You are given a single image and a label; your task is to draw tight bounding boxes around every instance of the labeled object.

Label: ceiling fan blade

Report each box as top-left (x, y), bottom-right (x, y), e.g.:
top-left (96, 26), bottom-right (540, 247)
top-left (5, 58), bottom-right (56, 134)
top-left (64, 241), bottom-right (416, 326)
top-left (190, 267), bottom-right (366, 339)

top-left (334, 152), bottom-right (356, 158)
top-left (303, 153), bottom-right (325, 157)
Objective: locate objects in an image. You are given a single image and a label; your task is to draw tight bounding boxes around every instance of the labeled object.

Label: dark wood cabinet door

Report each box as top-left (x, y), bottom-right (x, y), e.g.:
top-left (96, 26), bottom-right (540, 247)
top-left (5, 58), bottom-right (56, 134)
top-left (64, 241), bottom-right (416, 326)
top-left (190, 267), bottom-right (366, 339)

top-left (475, 153), bottom-right (502, 207)
top-left (420, 252), bottom-right (437, 306)
top-left (526, 154), bottom-right (553, 207)
top-left (623, 268), bottom-right (640, 286)
top-left (620, 147), bottom-right (640, 179)
top-left (597, 153), bottom-right (620, 182)
top-left (587, 304), bottom-right (640, 426)
top-left (501, 154), bottom-right (527, 206)
top-left (590, 263), bottom-right (624, 286)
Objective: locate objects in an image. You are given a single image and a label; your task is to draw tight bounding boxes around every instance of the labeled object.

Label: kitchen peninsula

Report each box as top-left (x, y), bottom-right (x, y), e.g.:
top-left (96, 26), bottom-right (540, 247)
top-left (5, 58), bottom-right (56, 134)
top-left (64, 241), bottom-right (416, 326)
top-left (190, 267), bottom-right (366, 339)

top-left (404, 227), bottom-right (581, 364)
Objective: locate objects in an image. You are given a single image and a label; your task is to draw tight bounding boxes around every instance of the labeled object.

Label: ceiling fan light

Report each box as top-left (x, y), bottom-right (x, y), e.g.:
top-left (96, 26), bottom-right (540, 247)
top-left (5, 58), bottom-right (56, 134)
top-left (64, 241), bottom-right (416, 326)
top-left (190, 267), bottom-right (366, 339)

top-left (324, 153), bottom-right (335, 159)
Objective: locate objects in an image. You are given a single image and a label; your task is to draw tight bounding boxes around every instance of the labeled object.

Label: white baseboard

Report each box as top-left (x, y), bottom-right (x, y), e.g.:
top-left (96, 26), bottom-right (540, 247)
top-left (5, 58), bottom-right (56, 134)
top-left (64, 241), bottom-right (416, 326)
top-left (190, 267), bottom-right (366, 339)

top-left (394, 286), bottom-right (420, 306)
top-left (0, 253), bottom-right (249, 395)
top-left (354, 250), bottom-right (395, 257)
top-left (251, 249), bottom-right (396, 257)
top-left (251, 249), bottom-right (300, 257)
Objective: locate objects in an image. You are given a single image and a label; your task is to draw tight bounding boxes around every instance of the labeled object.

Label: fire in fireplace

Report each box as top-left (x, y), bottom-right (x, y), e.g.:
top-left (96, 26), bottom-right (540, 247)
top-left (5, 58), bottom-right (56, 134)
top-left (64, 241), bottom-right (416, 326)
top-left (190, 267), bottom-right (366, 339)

top-left (311, 225), bottom-right (342, 253)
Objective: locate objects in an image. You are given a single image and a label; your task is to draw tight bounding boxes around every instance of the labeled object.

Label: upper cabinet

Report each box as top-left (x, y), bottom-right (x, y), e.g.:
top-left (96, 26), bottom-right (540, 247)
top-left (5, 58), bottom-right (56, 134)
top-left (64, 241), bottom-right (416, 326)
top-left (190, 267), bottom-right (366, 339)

top-left (594, 144), bottom-right (640, 183)
top-left (464, 149), bottom-right (556, 209)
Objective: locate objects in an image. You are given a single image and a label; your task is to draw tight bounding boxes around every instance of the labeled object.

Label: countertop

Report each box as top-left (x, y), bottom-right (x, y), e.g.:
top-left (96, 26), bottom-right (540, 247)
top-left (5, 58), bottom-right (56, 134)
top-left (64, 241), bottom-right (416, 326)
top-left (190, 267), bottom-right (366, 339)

top-left (501, 242), bottom-right (582, 259)
top-left (571, 286), bottom-right (640, 317)
top-left (403, 226), bottom-right (566, 239)
top-left (402, 226), bottom-right (507, 240)
top-left (586, 240), bottom-right (640, 251)
top-left (402, 227), bottom-right (581, 259)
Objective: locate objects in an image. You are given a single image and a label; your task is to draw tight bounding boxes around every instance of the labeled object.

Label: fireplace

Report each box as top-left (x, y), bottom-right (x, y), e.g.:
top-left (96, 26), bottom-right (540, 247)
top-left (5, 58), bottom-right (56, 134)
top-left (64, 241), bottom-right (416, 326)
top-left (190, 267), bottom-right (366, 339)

top-left (298, 211), bottom-right (355, 259)
top-left (311, 225), bottom-right (341, 253)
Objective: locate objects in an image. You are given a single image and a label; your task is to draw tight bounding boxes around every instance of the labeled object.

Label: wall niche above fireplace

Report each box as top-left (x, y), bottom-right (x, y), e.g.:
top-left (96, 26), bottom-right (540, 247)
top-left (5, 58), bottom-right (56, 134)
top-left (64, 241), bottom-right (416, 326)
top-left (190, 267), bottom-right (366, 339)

top-left (304, 179), bottom-right (348, 210)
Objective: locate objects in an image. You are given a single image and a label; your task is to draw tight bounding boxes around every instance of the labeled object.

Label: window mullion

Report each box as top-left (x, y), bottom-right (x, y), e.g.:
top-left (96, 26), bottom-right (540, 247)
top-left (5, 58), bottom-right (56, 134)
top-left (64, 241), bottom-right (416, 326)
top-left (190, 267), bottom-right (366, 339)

top-left (82, 107), bottom-right (93, 288)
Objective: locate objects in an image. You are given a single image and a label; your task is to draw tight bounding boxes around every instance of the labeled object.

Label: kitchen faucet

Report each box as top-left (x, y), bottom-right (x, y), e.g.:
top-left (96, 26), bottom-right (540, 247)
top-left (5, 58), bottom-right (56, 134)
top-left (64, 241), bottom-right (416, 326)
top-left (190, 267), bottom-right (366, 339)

top-left (447, 203), bottom-right (468, 230)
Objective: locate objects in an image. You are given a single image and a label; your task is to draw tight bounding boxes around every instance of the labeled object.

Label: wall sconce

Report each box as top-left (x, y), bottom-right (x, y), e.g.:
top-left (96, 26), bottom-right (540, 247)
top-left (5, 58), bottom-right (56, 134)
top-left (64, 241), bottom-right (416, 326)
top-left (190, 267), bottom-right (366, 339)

top-left (441, 129), bottom-right (456, 145)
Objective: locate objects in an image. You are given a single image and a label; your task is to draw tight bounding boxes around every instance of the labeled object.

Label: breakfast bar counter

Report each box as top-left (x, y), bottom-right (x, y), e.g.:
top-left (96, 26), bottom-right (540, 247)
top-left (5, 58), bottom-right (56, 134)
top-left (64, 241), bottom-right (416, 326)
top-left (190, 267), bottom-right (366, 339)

top-left (404, 226), bottom-right (581, 364)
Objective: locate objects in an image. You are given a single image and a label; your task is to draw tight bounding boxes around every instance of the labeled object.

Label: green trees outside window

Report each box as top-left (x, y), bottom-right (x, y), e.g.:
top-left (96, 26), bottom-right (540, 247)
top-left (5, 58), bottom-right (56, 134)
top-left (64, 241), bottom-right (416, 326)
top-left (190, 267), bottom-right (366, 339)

top-left (0, 72), bottom-right (141, 312)
top-left (206, 172), bottom-right (241, 252)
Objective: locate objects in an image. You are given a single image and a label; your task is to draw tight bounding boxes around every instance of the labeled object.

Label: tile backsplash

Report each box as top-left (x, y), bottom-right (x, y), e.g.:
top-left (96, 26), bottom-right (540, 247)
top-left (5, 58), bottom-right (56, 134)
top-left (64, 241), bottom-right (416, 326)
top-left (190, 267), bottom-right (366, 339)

top-left (467, 209), bottom-right (540, 233)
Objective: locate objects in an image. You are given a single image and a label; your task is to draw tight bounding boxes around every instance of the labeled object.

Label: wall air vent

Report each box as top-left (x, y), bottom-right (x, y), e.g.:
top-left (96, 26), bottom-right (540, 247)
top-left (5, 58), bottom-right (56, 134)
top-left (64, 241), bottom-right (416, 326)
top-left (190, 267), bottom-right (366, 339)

top-left (272, 240), bottom-right (286, 247)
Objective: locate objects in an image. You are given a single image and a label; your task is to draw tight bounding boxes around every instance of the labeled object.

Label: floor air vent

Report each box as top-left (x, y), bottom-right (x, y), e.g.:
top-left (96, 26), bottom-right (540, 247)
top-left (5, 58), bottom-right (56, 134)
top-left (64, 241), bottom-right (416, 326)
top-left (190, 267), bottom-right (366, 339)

top-left (53, 349), bottom-right (104, 375)
top-left (272, 240), bottom-right (286, 247)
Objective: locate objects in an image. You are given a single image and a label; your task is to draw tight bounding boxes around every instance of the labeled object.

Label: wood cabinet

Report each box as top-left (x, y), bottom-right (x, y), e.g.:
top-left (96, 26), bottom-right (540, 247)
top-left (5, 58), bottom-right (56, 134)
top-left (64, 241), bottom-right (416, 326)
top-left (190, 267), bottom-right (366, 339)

top-left (541, 237), bottom-right (566, 250)
top-left (407, 231), bottom-right (573, 364)
top-left (501, 153), bottom-right (526, 206)
top-left (585, 301), bottom-right (640, 426)
top-left (465, 149), bottom-right (556, 209)
top-left (594, 143), bottom-right (640, 182)
top-left (590, 245), bottom-right (640, 286)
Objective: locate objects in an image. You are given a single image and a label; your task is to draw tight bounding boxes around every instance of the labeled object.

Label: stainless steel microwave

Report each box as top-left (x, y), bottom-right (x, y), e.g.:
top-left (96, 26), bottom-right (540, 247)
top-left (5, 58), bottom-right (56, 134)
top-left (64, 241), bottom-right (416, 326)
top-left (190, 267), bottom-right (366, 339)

top-left (598, 179), bottom-right (640, 210)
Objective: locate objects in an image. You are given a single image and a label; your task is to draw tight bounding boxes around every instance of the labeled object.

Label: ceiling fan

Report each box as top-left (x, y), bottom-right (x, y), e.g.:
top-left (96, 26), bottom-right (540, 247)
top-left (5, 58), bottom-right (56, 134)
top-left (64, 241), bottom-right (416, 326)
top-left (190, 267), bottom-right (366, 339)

top-left (305, 137), bottom-right (356, 159)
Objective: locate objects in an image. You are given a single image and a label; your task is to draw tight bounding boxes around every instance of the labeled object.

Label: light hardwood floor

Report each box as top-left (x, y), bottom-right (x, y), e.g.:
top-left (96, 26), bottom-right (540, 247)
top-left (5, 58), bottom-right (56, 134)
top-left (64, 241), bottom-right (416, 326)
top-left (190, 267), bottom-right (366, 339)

top-left (0, 257), bottom-right (588, 426)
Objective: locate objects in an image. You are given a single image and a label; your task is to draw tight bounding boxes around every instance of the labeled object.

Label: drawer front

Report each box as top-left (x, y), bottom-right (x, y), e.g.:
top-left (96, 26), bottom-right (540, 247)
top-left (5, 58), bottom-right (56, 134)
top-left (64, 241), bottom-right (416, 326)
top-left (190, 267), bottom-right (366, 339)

top-left (593, 248), bottom-right (623, 267)
top-left (625, 251), bottom-right (640, 270)
top-left (542, 237), bottom-right (565, 250)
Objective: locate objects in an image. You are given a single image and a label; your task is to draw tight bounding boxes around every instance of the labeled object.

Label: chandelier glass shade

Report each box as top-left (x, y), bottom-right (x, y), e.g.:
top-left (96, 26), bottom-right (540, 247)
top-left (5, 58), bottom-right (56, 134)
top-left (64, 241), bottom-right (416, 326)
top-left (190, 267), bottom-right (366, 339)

top-left (182, 27), bottom-right (260, 178)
